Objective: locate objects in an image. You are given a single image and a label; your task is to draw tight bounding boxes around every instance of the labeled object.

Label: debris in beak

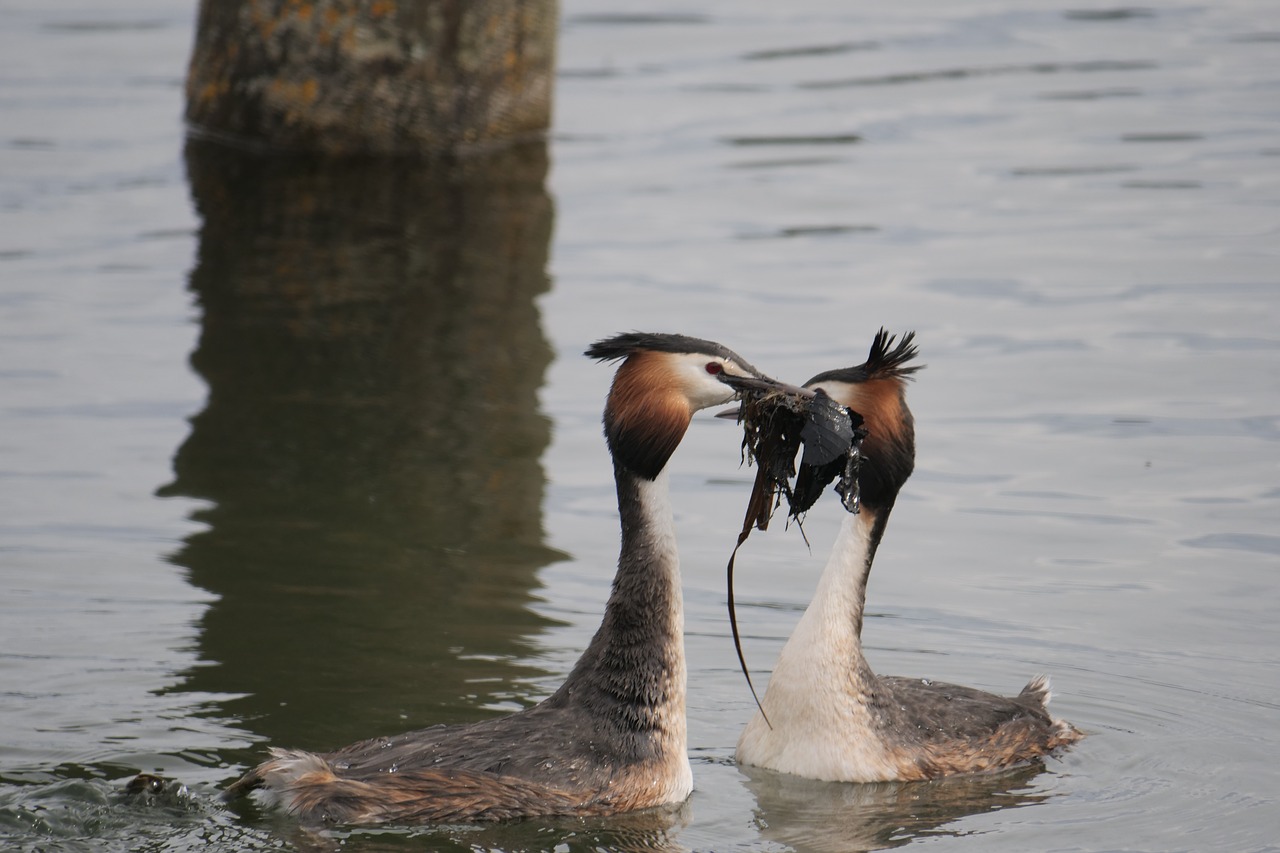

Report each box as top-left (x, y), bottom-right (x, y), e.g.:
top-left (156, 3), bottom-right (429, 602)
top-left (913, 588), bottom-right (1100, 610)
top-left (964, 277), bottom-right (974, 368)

top-left (735, 386), bottom-right (864, 528)
top-left (794, 393), bottom-right (867, 515)
top-left (723, 383), bottom-right (867, 726)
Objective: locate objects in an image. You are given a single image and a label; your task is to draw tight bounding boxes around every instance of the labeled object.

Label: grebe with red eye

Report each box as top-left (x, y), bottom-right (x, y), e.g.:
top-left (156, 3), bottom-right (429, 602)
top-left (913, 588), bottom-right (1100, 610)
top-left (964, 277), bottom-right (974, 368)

top-left (224, 332), bottom-right (802, 825)
top-left (737, 330), bottom-right (1082, 782)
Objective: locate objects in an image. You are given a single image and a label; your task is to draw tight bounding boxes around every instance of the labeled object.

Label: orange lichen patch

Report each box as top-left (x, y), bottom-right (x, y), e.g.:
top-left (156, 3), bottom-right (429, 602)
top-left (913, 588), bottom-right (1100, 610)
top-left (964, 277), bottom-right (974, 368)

top-left (370, 0), bottom-right (395, 19)
top-left (195, 80), bottom-right (230, 107)
top-left (266, 78), bottom-right (321, 118)
top-left (249, 1), bottom-right (278, 42)
top-left (484, 10), bottom-right (513, 40)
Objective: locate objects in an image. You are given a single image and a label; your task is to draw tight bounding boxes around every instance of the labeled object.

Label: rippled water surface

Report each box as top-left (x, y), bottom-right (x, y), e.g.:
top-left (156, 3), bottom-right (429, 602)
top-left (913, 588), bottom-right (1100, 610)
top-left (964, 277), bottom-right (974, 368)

top-left (2, 1), bottom-right (1278, 851)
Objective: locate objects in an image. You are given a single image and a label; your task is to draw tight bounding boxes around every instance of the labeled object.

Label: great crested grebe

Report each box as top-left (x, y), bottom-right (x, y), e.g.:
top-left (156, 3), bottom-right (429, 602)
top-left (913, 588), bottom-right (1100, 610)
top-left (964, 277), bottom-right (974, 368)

top-left (225, 333), bottom-right (799, 825)
top-left (737, 330), bottom-right (1082, 782)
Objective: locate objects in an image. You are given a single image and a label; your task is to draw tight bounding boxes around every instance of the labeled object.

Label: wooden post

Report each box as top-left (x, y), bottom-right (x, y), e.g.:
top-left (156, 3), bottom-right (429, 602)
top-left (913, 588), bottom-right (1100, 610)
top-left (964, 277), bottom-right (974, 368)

top-left (185, 0), bottom-right (557, 154)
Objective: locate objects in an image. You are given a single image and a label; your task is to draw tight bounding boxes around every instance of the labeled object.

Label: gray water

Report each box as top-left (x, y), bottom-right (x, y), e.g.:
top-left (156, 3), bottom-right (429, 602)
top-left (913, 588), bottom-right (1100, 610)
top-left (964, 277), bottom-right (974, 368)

top-left (2, 1), bottom-right (1278, 851)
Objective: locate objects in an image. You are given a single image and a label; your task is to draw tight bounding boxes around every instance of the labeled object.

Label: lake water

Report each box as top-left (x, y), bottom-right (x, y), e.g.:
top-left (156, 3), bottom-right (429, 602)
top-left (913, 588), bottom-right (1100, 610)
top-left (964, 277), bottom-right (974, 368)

top-left (2, 1), bottom-right (1278, 851)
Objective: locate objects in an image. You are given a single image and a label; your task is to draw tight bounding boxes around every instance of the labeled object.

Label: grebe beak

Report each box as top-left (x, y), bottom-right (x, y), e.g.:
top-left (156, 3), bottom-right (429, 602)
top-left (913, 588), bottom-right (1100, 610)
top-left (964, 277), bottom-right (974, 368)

top-left (718, 373), bottom-right (817, 398)
top-left (714, 374), bottom-right (818, 418)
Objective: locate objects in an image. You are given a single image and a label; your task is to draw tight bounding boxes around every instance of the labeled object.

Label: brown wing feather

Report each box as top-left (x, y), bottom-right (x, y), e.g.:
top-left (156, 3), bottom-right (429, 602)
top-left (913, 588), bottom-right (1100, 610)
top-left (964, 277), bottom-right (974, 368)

top-left (876, 675), bottom-right (1082, 778)
top-left (284, 765), bottom-right (598, 825)
top-left (225, 699), bottom-right (681, 824)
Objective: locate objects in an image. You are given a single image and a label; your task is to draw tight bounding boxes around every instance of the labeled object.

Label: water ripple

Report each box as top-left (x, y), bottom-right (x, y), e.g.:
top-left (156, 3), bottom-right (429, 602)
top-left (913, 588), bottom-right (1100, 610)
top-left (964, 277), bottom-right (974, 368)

top-left (946, 413), bottom-right (1280, 441)
top-left (1063, 8), bottom-right (1156, 21)
top-left (722, 133), bottom-right (862, 146)
top-left (800, 59), bottom-right (1158, 90)
top-left (743, 41), bottom-right (880, 61)
top-left (1182, 533), bottom-right (1280, 556)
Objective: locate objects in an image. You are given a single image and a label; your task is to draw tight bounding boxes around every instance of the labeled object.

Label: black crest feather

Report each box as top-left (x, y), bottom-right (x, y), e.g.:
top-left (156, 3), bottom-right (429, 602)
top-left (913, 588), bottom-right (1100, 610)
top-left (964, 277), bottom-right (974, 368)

top-left (585, 332), bottom-right (758, 374)
top-left (804, 328), bottom-right (923, 386)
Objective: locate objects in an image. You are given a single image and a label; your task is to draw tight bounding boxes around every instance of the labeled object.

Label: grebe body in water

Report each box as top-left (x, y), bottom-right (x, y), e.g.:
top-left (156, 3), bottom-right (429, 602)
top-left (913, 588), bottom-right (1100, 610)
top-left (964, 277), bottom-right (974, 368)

top-left (227, 333), bottom-right (791, 824)
top-left (737, 331), bottom-right (1081, 782)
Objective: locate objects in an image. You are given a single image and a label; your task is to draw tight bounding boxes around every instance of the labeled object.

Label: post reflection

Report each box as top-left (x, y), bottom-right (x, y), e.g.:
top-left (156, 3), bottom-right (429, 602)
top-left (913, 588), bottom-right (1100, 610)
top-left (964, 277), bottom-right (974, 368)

top-left (741, 763), bottom-right (1049, 852)
top-left (163, 138), bottom-right (562, 757)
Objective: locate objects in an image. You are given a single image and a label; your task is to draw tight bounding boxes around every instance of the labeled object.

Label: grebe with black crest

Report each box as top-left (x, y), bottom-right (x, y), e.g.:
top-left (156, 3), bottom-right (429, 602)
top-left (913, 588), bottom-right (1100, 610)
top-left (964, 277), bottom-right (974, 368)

top-left (736, 330), bottom-right (1082, 782)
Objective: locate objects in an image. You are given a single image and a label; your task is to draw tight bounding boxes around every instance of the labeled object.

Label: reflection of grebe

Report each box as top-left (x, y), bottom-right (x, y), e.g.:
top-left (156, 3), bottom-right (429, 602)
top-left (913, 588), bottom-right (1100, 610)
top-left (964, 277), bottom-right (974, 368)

top-left (738, 331), bottom-right (1081, 782)
top-left (226, 333), bottom-right (795, 825)
top-left (741, 761), bottom-right (1048, 853)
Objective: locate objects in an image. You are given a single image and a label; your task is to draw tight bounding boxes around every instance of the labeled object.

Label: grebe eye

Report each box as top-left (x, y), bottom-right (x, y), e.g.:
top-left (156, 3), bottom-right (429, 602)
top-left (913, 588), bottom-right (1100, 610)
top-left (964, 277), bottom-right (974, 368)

top-left (705, 362), bottom-right (724, 375)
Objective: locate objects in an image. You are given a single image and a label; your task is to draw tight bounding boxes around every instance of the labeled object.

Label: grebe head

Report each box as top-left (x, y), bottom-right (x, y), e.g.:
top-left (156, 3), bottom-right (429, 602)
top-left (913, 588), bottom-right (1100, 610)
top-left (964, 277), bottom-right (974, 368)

top-left (587, 333), bottom-right (791, 480)
top-left (800, 329), bottom-right (923, 513)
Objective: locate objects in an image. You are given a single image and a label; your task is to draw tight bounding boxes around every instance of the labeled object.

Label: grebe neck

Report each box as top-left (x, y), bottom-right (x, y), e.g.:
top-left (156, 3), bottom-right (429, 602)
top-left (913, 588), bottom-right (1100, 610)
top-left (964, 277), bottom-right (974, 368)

top-left (787, 508), bottom-right (883, 664)
top-left (553, 463), bottom-right (685, 740)
top-left (737, 508), bottom-right (886, 773)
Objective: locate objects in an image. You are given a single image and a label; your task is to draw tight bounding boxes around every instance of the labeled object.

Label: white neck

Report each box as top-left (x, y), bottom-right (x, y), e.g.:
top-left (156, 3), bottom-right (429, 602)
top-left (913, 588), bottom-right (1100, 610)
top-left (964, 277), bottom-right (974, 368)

top-left (767, 510), bottom-right (876, 695)
top-left (737, 510), bottom-right (900, 781)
